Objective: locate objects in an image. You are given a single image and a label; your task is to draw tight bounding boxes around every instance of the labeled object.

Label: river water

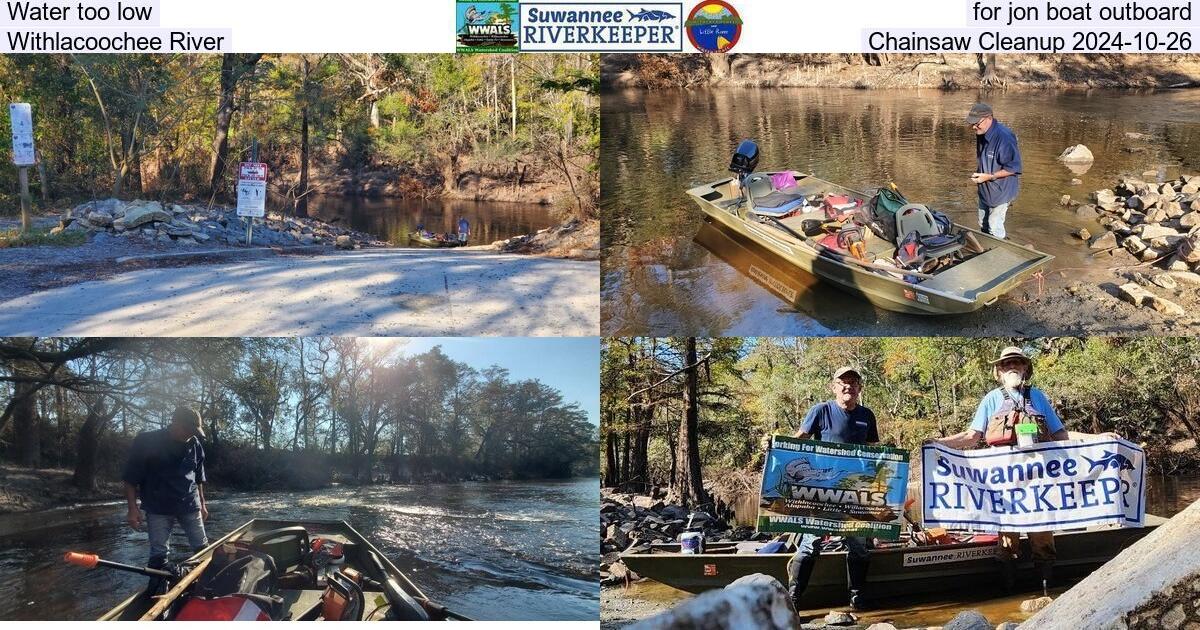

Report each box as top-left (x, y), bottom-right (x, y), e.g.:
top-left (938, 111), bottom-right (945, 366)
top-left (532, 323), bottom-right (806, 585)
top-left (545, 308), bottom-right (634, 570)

top-left (306, 195), bottom-right (557, 247)
top-left (0, 478), bottom-right (598, 621)
top-left (614, 474), bottom-right (1200, 628)
top-left (601, 87), bottom-right (1200, 335)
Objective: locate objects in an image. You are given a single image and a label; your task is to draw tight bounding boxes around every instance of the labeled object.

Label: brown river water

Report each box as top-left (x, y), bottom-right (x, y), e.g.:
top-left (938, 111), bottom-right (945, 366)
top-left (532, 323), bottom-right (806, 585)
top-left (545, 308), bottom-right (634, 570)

top-left (611, 474), bottom-right (1200, 628)
top-left (601, 87), bottom-right (1200, 336)
top-left (302, 195), bottom-right (557, 247)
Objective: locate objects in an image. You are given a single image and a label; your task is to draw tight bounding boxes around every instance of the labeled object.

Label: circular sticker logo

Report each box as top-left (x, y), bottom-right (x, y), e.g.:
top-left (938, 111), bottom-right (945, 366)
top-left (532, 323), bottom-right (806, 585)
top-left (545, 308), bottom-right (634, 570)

top-left (685, 1), bottom-right (742, 53)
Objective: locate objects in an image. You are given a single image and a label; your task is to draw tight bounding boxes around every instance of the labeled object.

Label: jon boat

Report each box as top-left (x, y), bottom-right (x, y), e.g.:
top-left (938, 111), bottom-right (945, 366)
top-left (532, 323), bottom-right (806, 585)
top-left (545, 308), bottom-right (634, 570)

top-left (621, 515), bottom-right (1164, 607)
top-left (685, 140), bottom-right (1054, 315)
top-left (91, 518), bottom-right (467, 621)
top-left (410, 232), bottom-right (466, 248)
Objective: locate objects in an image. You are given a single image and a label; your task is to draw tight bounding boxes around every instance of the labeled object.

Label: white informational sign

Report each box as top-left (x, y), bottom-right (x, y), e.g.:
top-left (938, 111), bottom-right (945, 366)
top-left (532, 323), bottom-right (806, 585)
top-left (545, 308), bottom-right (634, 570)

top-left (922, 439), bottom-right (1146, 533)
top-left (236, 161), bottom-right (268, 218)
top-left (9, 103), bottom-right (35, 166)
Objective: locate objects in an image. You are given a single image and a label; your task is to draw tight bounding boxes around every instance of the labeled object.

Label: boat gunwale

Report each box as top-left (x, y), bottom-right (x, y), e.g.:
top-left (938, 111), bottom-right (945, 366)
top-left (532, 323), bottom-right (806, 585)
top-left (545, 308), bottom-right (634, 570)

top-left (99, 518), bottom-right (430, 621)
top-left (685, 171), bottom-right (1055, 310)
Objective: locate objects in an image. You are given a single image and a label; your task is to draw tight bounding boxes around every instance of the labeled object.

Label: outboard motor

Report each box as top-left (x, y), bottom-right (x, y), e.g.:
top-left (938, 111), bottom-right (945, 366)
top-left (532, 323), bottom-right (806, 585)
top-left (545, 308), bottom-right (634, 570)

top-left (729, 140), bottom-right (760, 209)
top-left (728, 139), bottom-right (759, 177)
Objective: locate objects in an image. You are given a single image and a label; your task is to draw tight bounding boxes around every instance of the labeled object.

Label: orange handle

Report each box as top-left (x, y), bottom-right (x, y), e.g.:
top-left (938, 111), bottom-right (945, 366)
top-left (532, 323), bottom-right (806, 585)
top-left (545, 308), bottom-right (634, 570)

top-left (64, 552), bottom-right (99, 569)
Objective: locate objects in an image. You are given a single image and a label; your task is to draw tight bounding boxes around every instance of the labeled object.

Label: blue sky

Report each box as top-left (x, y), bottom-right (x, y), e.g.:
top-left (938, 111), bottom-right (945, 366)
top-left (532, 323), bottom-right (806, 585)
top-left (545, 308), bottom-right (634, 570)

top-left (395, 337), bottom-right (599, 425)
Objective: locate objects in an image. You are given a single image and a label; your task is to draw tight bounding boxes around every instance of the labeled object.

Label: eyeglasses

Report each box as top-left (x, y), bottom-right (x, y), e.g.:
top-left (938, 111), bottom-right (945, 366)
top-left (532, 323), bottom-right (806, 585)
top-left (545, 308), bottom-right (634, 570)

top-left (834, 380), bottom-right (862, 390)
top-left (970, 116), bottom-right (991, 129)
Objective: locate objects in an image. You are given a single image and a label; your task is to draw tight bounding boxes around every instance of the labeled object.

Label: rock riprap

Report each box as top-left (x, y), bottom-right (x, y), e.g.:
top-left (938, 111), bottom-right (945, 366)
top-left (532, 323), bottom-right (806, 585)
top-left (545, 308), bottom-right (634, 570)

top-left (49, 198), bottom-right (387, 250)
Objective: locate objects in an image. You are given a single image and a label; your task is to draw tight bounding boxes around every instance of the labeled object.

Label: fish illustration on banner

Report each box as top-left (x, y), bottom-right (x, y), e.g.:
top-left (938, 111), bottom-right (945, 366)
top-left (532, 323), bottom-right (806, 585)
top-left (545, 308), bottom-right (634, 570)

top-left (921, 439), bottom-right (1146, 533)
top-left (759, 436), bottom-right (910, 540)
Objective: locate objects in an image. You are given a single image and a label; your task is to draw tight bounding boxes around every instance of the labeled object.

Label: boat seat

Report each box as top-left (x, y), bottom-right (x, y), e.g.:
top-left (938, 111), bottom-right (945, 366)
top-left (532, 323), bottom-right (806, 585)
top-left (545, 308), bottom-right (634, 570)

top-left (251, 527), bottom-right (316, 589)
top-left (895, 204), bottom-right (965, 259)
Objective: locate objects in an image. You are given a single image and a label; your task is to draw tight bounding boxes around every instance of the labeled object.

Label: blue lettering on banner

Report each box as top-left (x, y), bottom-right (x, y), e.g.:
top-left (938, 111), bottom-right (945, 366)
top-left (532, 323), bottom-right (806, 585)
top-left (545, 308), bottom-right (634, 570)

top-left (520, 3), bottom-right (684, 51)
top-left (921, 440), bottom-right (1146, 531)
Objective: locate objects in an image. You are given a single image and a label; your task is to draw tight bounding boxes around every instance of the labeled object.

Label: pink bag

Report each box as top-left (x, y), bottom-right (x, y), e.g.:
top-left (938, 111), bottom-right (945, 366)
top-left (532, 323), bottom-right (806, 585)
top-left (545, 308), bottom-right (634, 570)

top-left (770, 172), bottom-right (797, 190)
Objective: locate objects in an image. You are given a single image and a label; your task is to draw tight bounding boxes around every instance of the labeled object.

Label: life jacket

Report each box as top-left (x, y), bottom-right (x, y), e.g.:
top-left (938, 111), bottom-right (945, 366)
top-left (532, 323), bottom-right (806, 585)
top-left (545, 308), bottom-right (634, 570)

top-left (178, 543), bottom-right (283, 620)
top-left (822, 194), bottom-right (861, 221)
top-left (175, 595), bottom-right (273, 621)
top-left (985, 387), bottom-right (1051, 446)
top-left (894, 231), bottom-right (926, 270)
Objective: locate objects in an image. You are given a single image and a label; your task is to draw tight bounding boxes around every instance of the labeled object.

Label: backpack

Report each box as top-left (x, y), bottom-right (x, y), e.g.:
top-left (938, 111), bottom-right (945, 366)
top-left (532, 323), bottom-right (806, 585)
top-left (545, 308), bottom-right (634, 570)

top-left (862, 185), bottom-right (909, 244)
top-left (894, 231), bottom-right (926, 270)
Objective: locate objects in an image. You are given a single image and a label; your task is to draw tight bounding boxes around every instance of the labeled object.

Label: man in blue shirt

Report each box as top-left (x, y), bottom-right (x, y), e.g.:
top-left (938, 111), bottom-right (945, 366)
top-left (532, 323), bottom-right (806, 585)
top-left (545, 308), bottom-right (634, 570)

top-left (787, 366), bottom-right (878, 611)
top-left (122, 407), bottom-right (210, 571)
top-left (967, 103), bottom-right (1022, 239)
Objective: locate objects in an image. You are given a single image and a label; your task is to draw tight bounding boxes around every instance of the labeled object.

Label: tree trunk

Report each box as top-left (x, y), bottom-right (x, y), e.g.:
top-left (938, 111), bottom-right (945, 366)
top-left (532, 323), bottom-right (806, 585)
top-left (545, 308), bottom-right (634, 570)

top-left (620, 431), bottom-right (631, 489)
top-left (510, 58), bottom-right (517, 137)
top-left (208, 54), bottom-right (263, 199)
top-left (604, 429), bottom-right (619, 487)
top-left (707, 53), bottom-right (732, 79)
top-left (979, 53), bottom-right (1003, 88)
top-left (72, 399), bottom-right (112, 491)
top-left (12, 379), bottom-right (41, 468)
top-left (297, 95), bottom-right (310, 217)
top-left (675, 338), bottom-right (707, 510)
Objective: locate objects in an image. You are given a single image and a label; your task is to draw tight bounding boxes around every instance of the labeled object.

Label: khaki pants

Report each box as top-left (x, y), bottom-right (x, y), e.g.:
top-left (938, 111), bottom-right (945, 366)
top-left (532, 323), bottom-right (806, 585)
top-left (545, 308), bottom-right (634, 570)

top-left (997, 531), bottom-right (1055, 563)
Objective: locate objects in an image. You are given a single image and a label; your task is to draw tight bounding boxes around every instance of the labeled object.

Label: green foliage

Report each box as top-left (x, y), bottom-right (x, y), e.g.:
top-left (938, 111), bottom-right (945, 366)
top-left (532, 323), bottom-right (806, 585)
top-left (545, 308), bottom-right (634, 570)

top-left (603, 337), bottom-right (1200, 485)
top-left (0, 54), bottom-right (597, 216)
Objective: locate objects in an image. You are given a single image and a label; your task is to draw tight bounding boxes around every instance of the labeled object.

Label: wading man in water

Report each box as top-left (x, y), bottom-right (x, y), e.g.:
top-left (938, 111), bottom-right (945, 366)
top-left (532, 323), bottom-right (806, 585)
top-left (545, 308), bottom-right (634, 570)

top-left (788, 367), bottom-right (878, 611)
top-left (122, 407), bottom-right (210, 571)
top-left (967, 102), bottom-right (1022, 240)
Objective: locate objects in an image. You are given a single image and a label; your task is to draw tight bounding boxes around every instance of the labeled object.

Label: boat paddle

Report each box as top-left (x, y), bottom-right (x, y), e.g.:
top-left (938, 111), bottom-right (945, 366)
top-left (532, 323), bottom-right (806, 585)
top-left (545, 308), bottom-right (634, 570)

top-left (63, 551), bottom-right (180, 581)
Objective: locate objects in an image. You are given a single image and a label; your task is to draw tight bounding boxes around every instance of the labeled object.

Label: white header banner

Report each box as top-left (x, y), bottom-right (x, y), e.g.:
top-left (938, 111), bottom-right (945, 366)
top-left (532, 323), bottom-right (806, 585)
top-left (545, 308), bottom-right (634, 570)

top-left (1, 0), bottom-right (1192, 53)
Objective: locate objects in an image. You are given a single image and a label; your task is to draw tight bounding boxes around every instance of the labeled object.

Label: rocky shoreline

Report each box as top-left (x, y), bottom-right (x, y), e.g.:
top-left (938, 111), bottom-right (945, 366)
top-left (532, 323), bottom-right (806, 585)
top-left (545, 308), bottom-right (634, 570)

top-left (1065, 172), bottom-right (1200, 318)
top-left (52, 198), bottom-right (389, 250)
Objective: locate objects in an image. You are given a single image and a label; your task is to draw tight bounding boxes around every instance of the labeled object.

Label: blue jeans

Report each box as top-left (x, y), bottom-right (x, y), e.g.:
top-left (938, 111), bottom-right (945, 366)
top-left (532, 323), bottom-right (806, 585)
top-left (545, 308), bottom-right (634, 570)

top-left (147, 511), bottom-right (208, 568)
top-left (786, 534), bottom-right (872, 609)
top-left (978, 202), bottom-right (1010, 239)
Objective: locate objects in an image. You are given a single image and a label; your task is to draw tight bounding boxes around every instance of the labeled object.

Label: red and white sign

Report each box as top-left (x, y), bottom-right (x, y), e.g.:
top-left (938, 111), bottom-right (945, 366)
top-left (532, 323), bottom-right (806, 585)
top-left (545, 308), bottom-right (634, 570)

top-left (236, 161), bottom-right (268, 218)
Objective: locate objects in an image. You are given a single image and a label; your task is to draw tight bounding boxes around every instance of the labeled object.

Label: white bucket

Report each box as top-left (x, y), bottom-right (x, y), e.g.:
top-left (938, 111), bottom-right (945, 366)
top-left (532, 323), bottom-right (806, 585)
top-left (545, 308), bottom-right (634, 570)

top-left (680, 531), bottom-right (705, 555)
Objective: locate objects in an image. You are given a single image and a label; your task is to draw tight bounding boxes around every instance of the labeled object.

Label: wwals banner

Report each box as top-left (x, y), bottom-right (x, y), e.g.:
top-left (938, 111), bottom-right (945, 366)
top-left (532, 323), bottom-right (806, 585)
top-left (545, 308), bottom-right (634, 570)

top-left (759, 436), bottom-right (909, 540)
top-left (922, 439), bottom-right (1146, 533)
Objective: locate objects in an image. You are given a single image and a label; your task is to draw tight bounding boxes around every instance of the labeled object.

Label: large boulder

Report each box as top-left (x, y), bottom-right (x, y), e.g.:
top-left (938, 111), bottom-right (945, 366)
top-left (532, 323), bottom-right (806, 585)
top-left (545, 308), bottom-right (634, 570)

top-left (627, 574), bottom-right (798, 630)
top-left (1094, 189), bottom-right (1118, 205)
top-left (1024, 500), bottom-right (1200, 630)
top-left (943, 609), bottom-right (991, 630)
top-left (123, 202), bottom-right (171, 229)
top-left (1057, 144), bottom-right (1094, 163)
top-left (1089, 231), bottom-right (1118, 250)
top-left (1139, 224), bottom-right (1181, 241)
top-left (335, 235), bottom-right (355, 250)
top-left (85, 211), bottom-right (113, 227)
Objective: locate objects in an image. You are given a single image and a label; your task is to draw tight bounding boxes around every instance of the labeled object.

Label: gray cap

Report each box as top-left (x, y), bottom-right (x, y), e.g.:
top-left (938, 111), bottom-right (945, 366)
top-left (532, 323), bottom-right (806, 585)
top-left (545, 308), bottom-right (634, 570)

top-left (966, 102), bottom-right (993, 125)
top-left (832, 366), bottom-right (862, 381)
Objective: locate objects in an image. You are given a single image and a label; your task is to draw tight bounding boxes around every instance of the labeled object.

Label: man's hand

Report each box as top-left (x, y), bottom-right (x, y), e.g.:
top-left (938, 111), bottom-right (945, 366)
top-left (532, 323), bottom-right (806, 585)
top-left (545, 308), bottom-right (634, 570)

top-left (970, 172), bottom-right (992, 184)
top-left (127, 509), bottom-right (143, 531)
top-left (200, 504), bottom-right (209, 522)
